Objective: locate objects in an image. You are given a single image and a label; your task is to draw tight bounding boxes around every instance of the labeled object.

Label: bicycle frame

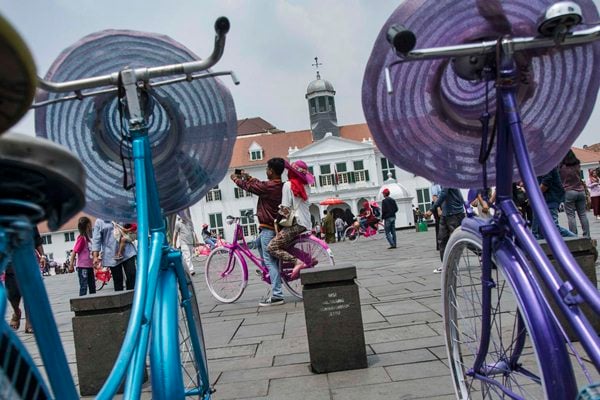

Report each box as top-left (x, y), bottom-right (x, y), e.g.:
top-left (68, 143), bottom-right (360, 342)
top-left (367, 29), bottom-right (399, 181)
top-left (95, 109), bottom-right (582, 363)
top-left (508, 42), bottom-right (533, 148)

top-left (461, 44), bottom-right (600, 396)
top-left (1, 18), bottom-right (236, 398)
top-left (220, 218), bottom-right (268, 283)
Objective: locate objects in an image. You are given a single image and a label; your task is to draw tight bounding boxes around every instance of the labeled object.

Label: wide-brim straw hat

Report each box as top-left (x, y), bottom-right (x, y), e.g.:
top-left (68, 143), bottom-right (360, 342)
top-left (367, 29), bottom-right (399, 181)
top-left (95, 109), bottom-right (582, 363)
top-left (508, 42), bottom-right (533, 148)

top-left (287, 160), bottom-right (315, 185)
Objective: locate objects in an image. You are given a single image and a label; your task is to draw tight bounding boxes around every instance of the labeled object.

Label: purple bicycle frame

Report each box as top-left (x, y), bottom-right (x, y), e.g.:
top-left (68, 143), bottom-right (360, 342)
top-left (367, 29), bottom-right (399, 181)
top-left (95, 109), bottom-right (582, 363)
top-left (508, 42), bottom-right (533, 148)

top-left (220, 218), bottom-right (269, 284)
top-left (465, 47), bottom-right (600, 395)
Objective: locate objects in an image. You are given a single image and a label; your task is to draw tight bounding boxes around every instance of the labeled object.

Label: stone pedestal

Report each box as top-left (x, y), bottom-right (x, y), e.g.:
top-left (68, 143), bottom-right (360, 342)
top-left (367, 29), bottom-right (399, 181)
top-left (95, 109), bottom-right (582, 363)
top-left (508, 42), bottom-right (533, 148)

top-left (535, 237), bottom-right (599, 341)
top-left (301, 264), bottom-right (367, 373)
top-left (70, 290), bottom-right (146, 396)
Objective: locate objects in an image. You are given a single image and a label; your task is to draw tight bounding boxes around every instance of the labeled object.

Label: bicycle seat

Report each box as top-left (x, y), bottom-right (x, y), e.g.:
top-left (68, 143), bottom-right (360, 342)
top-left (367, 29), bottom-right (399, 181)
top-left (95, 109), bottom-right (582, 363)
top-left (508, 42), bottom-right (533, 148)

top-left (0, 14), bottom-right (37, 134)
top-left (0, 132), bottom-right (85, 230)
top-left (363, 0), bottom-right (600, 187)
top-left (35, 29), bottom-right (237, 221)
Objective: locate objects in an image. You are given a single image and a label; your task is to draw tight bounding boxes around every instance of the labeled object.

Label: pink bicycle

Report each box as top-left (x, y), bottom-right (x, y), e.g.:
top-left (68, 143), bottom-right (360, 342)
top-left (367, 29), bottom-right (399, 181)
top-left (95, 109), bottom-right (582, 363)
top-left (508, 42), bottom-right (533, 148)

top-left (344, 220), bottom-right (384, 242)
top-left (205, 214), bottom-right (334, 303)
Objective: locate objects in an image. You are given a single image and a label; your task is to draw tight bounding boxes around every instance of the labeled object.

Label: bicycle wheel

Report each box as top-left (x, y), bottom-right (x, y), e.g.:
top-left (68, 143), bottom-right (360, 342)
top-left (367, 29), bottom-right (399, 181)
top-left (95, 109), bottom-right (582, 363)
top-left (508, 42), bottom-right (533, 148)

top-left (205, 247), bottom-right (247, 303)
top-left (281, 235), bottom-right (334, 298)
top-left (443, 227), bottom-right (574, 399)
top-left (344, 226), bottom-right (359, 242)
top-left (178, 272), bottom-right (211, 396)
top-left (0, 327), bottom-right (50, 399)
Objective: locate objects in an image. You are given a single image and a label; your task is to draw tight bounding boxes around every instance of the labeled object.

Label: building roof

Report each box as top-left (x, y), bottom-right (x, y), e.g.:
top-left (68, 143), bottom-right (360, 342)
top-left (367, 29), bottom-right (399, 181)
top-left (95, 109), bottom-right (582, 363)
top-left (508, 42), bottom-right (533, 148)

top-left (582, 143), bottom-right (600, 153)
top-left (237, 117), bottom-right (283, 136)
top-left (306, 78), bottom-right (335, 96)
top-left (573, 146), bottom-right (600, 164)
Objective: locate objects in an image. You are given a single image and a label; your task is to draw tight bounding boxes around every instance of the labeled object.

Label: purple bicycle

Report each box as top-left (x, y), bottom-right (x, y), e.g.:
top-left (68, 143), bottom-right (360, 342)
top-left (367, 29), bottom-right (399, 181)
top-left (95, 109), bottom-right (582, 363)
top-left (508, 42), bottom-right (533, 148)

top-left (205, 213), bottom-right (334, 303)
top-left (365, 1), bottom-right (600, 399)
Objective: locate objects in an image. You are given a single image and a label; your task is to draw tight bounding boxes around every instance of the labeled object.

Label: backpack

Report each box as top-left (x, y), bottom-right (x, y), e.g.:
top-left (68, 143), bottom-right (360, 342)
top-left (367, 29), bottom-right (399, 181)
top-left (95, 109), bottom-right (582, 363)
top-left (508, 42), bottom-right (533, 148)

top-left (372, 205), bottom-right (381, 218)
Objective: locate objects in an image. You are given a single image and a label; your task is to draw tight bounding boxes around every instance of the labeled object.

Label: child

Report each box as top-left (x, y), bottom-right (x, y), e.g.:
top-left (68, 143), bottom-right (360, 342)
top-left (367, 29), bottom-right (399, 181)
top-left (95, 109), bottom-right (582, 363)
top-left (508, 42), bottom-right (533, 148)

top-left (69, 216), bottom-right (96, 296)
top-left (114, 222), bottom-right (137, 260)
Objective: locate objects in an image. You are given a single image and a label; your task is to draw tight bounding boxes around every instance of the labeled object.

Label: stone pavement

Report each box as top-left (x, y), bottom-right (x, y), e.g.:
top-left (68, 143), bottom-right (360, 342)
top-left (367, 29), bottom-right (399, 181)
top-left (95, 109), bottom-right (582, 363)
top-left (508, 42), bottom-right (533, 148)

top-left (5, 212), bottom-right (600, 399)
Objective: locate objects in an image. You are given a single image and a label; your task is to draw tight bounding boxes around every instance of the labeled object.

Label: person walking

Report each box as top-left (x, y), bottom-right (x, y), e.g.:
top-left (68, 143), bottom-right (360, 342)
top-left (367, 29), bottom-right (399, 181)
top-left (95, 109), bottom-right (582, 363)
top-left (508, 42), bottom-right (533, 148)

top-left (425, 187), bottom-right (465, 272)
top-left (268, 160), bottom-right (314, 283)
top-left (231, 157), bottom-right (285, 306)
top-left (559, 150), bottom-right (590, 237)
top-left (173, 211), bottom-right (199, 275)
top-left (334, 215), bottom-right (346, 242)
top-left (92, 219), bottom-right (137, 291)
top-left (201, 224), bottom-right (217, 249)
top-left (588, 169), bottom-right (600, 220)
top-left (381, 188), bottom-right (398, 249)
top-left (321, 210), bottom-right (335, 243)
top-left (5, 227), bottom-right (46, 334)
top-left (69, 216), bottom-right (96, 296)
top-left (532, 167), bottom-right (576, 239)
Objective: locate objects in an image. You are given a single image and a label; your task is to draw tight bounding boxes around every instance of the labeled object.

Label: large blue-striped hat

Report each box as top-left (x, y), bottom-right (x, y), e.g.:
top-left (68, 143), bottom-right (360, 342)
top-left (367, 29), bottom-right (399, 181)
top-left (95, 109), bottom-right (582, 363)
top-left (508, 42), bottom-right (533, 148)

top-left (35, 29), bottom-right (237, 221)
top-left (363, 0), bottom-right (600, 187)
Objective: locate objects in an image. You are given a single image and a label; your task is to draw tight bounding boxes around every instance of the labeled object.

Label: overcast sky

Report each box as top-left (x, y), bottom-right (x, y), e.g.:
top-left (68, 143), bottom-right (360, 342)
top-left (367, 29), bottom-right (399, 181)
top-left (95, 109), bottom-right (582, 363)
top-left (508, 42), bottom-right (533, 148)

top-left (2, 0), bottom-right (599, 147)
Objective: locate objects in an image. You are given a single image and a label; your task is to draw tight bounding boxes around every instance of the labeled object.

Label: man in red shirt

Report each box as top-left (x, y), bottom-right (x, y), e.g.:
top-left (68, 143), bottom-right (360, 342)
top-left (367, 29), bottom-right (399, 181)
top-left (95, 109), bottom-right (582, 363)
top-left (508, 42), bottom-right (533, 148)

top-left (231, 158), bottom-right (285, 306)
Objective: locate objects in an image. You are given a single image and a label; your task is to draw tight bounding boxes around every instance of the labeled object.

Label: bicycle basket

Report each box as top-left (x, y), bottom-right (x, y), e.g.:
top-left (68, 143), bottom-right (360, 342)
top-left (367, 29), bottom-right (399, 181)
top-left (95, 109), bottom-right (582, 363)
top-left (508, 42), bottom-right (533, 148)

top-left (35, 30), bottom-right (238, 221)
top-left (363, 0), bottom-right (600, 187)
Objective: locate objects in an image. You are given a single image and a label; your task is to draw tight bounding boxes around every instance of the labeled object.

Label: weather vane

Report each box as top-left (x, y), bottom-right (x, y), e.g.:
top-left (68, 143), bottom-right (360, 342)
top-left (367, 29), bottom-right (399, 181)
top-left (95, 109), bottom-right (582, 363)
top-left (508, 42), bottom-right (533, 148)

top-left (312, 56), bottom-right (322, 80)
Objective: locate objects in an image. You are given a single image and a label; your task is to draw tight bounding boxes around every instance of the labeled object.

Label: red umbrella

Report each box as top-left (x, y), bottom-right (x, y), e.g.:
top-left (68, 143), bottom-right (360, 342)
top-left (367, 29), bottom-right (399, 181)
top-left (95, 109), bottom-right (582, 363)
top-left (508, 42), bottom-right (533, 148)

top-left (319, 197), bottom-right (345, 206)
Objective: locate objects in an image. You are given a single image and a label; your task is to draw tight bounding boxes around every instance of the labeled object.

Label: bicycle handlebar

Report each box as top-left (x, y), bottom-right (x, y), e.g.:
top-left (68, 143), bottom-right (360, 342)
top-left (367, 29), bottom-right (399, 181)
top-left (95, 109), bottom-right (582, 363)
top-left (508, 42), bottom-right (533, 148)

top-left (389, 24), bottom-right (600, 62)
top-left (37, 16), bottom-right (231, 94)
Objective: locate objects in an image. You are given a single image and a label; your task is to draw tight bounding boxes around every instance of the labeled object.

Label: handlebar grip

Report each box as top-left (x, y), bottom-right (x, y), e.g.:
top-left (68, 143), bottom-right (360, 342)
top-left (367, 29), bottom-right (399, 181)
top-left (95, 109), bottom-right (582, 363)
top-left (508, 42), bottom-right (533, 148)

top-left (386, 24), bottom-right (416, 55)
top-left (215, 17), bottom-right (230, 35)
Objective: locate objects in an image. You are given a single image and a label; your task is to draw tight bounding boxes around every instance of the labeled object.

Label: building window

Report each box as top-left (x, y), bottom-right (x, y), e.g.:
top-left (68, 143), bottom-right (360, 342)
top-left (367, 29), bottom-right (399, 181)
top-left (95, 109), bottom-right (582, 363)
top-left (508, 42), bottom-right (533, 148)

top-left (308, 166), bottom-right (316, 188)
top-left (381, 157), bottom-right (396, 180)
top-left (250, 149), bottom-right (263, 161)
top-left (318, 164), bottom-right (334, 187)
top-left (41, 235), bottom-right (52, 245)
top-left (351, 160), bottom-right (369, 183)
top-left (64, 232), bottom-right (75, 242)
top-left (240, 209), bottom-right (258, 237)
top-left (416, 188), bottom-right (431, 214)
top-left (206, 186), bottom-right (222, 202)
top-left (317, 97), bottom-right (326, 113)
top-left (209, 213), bottom-right (224, 239)
top-left (234, 187), bottom-right (252, 199)
top-left (309, 98), bottom-right (317, 115)
top-left (47, 253), bottom-right (54, 260)
top-left (327, 97), bottom-right (335, 112)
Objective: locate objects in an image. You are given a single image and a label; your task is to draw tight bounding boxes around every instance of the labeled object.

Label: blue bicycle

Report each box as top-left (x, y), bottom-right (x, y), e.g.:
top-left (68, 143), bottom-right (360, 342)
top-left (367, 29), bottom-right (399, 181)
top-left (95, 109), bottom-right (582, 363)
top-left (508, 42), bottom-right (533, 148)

top-left (364, 1), bottom-right (600, 398)
top-left (0, 15), bottom-right (237, 399)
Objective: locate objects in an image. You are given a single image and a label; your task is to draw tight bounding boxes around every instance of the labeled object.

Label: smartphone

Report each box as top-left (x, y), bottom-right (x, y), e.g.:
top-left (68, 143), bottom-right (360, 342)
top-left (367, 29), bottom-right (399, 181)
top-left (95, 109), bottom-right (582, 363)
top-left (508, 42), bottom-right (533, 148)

top-left (234, 169), bottom-right (242, 175)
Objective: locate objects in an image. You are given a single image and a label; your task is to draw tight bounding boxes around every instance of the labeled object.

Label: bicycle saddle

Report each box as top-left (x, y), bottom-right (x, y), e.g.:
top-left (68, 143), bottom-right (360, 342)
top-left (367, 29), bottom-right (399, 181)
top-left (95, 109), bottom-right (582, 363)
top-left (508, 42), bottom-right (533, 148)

top-left (0, 132), bottom-right (85, 230)
top-left (0, 14), bottom-right (36, 134)
top-left (363, 0), bottom-right (600, 187)
top-left (35, 30), bottom-right (237, 221)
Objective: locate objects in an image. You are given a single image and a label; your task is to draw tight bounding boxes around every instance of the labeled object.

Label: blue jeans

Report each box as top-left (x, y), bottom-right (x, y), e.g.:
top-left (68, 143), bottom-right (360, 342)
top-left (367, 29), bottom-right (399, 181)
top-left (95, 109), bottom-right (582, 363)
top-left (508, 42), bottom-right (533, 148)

top-left (384, 217), bottom-right (396, 247)
top-left (257, 228), bottom-right (282, 299)
top-left (77, 268), bottom-right (96, 296)
top-left (532, 207), bottom-right (576, 239)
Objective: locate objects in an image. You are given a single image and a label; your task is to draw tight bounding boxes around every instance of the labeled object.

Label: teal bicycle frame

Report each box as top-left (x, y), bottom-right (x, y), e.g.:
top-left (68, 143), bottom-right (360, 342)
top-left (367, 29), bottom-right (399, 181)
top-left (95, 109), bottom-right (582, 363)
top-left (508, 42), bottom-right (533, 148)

top-left (1, 17), bottom-right (237, 400)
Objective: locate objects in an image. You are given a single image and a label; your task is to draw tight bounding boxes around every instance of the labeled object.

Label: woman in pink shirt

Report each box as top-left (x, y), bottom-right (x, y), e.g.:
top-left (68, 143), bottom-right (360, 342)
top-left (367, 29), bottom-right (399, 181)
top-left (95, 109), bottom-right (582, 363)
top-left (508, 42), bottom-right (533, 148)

top-left (69, 216), bottom-right (96, 296)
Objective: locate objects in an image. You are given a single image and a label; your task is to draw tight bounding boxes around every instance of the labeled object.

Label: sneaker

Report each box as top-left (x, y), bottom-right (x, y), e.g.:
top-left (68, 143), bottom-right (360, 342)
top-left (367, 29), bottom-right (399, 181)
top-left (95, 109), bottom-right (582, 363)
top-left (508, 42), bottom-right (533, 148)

top-left (433, 267), bottom-right (443, 274)
top-left (259, 297), bottom-right (285, 307)
top-left (387, 246), bottom-right (396, 249)
top-left (190, 271), bottom-right (196, 276)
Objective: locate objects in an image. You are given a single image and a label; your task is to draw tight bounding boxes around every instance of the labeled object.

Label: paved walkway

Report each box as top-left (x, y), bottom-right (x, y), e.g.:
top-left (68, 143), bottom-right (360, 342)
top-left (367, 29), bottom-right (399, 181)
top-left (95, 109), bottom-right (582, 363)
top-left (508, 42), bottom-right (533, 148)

top-left (6, 213), bottom-right (600, 399)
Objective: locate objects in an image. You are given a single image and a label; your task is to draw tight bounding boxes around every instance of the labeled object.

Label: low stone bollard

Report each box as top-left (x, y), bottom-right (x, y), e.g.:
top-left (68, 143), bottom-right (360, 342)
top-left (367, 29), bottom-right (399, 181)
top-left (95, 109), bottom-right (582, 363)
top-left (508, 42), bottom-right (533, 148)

top-left (301, 264), bottom-right (368, 373)
top-left (535, 237), bottom-right (599, 341)
top-left (70, 290), bottom-right (146, 396)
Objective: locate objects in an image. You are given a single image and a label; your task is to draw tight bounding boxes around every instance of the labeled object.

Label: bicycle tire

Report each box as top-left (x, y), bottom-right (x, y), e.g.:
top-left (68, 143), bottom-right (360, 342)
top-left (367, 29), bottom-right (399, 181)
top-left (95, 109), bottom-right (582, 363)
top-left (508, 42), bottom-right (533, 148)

top-left (0, 327), bottom-right (51, 399)
top-left (344, 226), bottom-right (359, 242)
top-left (281, 235), bottom-right (334, 299)
top-left (204, 247), bottom-right (247, 303)
top-left (443, 227), bottom-right (575, 399)
top-left (178, 272), bottom-right (211, 397)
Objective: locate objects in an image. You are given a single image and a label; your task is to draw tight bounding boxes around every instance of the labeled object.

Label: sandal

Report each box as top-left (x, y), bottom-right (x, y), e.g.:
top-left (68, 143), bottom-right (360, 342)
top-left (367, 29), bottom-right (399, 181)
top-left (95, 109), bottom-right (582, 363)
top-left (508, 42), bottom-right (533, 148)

top-left (24, 318), bottom-right (33, 334)
top-left (9, 309), bottom-right (21, 330)
top-left (290, 262), bottom-right (307, 280)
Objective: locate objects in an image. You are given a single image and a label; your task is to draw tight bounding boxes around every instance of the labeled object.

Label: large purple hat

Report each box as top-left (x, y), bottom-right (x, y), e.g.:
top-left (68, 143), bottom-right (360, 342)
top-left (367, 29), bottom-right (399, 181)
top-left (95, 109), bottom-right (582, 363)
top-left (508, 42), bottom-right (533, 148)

top-left (35, 30), bottom-right (237, 221)
top-left (363, 0), bottom-right (600, 187)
